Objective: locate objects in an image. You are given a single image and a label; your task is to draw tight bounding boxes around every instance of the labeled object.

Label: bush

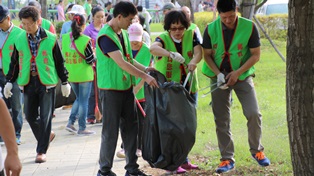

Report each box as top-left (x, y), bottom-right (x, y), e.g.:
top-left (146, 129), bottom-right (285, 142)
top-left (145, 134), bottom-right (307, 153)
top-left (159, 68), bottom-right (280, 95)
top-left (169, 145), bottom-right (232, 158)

top-left (54, 21), bottom-right (64, 38)
top-left (194, 12), bottom-right (288, 41)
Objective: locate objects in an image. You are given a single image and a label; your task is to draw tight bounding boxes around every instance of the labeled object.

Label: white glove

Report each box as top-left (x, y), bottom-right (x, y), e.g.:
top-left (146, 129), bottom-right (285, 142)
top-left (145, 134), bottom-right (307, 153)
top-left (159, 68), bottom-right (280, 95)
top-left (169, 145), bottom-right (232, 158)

top-left (61, 83), bottom-right (71, 97)
top-left (169, 52), bottom-right (185, 63)
top-left (217, 73), bottom-right (228, 90)
top-left (4, 82), bottom-right (13, 99)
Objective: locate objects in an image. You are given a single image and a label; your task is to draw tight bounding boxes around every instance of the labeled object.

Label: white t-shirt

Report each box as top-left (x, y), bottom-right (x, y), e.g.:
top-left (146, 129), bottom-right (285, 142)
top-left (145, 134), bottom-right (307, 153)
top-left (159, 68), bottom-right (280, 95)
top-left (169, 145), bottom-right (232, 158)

top-left (142, 31), bottom-right (151, 47)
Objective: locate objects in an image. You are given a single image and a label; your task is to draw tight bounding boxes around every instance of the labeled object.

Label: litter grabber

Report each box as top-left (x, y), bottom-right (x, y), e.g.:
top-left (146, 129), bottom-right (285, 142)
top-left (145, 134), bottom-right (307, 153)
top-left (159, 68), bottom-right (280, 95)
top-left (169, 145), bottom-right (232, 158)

top-left (183, 71), bottom-right (194, 93)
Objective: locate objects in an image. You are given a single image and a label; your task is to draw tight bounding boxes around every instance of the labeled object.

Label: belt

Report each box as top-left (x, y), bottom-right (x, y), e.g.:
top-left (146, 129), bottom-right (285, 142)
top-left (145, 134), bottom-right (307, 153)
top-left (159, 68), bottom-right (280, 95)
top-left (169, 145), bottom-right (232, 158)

top-left (31, 71), bottom-right (38, 76)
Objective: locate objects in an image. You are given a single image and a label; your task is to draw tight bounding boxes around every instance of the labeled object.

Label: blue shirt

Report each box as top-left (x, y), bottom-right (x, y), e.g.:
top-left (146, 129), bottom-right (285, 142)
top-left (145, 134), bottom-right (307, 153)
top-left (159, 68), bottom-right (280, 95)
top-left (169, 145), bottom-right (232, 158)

top-left (0, 22), bottom-right (13, 69)
top-left (60, 21), bottom-right (72, 40)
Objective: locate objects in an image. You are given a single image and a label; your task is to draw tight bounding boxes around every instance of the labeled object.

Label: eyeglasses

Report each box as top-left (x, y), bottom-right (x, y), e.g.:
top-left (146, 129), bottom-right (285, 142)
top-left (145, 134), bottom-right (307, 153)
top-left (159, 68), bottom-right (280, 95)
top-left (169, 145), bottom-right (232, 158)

top-left (169, 27), bottom-right (185, 32)
top-left (22, 22), bottom-right (36, 28)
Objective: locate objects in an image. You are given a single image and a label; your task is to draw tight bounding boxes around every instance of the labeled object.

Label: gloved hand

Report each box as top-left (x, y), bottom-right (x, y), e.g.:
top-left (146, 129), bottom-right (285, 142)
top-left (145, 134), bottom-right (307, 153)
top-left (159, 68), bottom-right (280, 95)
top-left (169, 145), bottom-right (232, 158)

top-left (61, 83), bottom-right (71, 97)
top-left (217, 73), bottom-right (228, 90)
top-left (4, 82), bottom-right (13, 99)
top-left (169, 52), bottom-right (185, 63)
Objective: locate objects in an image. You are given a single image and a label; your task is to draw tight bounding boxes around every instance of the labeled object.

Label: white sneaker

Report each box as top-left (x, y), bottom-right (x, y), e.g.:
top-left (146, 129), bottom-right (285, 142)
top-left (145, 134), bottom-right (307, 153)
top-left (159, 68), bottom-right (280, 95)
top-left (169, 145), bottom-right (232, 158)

top-left (116, 149), bottom-right (125, 158)
top-left (77, 129), bottom-right (96, 135)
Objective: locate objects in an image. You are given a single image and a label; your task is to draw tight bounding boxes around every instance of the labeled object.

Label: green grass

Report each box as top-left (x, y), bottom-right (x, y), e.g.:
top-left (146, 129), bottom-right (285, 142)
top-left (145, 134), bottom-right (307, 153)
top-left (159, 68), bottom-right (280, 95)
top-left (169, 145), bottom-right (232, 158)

top-left (150, 23), bottom-right (291, 175)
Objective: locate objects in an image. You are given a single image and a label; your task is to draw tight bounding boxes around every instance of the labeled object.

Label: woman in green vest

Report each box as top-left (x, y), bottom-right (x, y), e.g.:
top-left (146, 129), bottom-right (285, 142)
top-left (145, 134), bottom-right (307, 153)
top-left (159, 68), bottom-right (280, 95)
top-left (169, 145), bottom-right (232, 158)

top-left (150, 10), bottom-right (203, 174)
top-left (62, 14), bottom-right (96, 135)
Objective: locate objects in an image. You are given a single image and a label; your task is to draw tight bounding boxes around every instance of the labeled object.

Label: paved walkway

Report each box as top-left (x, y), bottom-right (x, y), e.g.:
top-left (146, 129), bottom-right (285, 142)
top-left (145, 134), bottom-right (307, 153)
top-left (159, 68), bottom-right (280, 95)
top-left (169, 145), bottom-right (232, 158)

top-left (1, 107), bottom-right (165, 176)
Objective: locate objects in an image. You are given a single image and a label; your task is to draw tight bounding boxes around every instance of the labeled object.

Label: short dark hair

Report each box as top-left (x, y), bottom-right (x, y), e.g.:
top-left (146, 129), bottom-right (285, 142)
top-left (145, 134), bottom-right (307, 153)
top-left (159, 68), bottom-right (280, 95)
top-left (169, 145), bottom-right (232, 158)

top-left (28, 1), bottom-right (41, 11)
top-left (163, 10), bottom-right (190, 31)
top-left (113, 1), bottom-right (137, 18)
top-left (92, 6), bottom-right (104, 17)
top-left (106, 14), bottom-right (113, 22)
top-left (138, 14), bottom-right (145, 26)
top-left (105, 2), bottom-right (112, 8)
top-left (136, 5), bottom-right (143, 12)
top-left (217, 0), bottom-right (237, 13)
top-left (19, 6), bottom-right (40, 22)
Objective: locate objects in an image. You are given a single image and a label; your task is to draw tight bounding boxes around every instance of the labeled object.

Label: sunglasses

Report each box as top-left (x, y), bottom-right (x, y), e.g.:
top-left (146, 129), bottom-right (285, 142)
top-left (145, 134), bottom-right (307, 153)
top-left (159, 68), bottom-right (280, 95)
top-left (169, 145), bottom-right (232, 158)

top-left (169, 27), bottom-right (185, 32)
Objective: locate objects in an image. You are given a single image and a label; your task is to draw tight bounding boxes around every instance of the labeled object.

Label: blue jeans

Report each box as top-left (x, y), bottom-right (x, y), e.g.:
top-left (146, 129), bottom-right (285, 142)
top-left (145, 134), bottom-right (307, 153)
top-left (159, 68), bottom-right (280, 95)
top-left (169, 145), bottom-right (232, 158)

top-left (87, 80), bottom-right (96, 120)
top-left (68, 82), bottom-right (92, 131)
top-left (24, 76), bottom-right (54, 154)
top-left (0, 70), bottom-right (23, 140)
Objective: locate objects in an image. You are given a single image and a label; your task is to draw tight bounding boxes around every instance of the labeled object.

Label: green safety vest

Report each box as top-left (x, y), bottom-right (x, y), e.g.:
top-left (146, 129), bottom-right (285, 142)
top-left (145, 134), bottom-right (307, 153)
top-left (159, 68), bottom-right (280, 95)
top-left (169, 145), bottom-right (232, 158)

top-left (155, 30), bottom-right (199, 93)
top-left (134, 42), bottom-right (151, 101)
top-left (62, 33), bottom-right (94, 83)
top-left (41, 18), bottom-right (54, 32)
top-left (1, 25), bottom-right (23, 75)
top-left (202, 17), bottom-right (255, 80)
top-left (96, 24), bottom-right (135, 90)
top-left (15, 30), bottom-right (59, 86)
top-left (188, 23), bottom-right (197, 31)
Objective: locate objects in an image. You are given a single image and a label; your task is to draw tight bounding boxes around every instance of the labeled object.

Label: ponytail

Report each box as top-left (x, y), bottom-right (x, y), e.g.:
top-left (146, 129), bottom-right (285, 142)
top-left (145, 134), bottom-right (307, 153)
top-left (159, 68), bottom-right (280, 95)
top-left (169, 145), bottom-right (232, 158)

top-left (71, 14), bottom-right (86, 40)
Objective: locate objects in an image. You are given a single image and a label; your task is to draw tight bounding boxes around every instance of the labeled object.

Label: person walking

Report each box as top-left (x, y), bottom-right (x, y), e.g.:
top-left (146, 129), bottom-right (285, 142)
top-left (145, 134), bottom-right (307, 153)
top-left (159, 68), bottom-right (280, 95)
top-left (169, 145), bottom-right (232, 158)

top-left (0, 93), bottom-right (22, 176)
top-left (83, 0), bottom-right (92, 22)
top-left (96, 1), bottom-right (158, 176)
top-left (202, 0), bottom-right (270, 173)
top-left (60, 5), bottom-right (86, 39)
top-left (56, 0), bottom-right (66, 21)
top-left (0, 5), bottom-right (23, 145)
top-left (62, 13), bottom-right (96, 135)
top-left (3, 6), bottom-right (71, 163)
top-left (150, 10), bottom-right (202, 174)
top-left (84, 6), bottom-right (105, 124)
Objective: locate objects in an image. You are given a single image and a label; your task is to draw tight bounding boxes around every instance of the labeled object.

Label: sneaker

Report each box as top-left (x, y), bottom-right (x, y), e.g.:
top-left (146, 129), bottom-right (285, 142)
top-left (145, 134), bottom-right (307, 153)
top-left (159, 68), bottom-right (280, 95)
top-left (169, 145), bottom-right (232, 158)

top-left (16, 138), bottom-right (21, 145)
top-left (77, 129), bottom-right (96, 135)
top-left (66, 124), bottom-right (77, 134)
top-left (116, 149), bottom-right (125, 158)
top-left (136, 149), bottom-right (142, 157)
top-left (87, 118), bottom-right (96, 124)
top-left (181, 162), bottom-right (199, 170)
top-left (215, 160), bottom-right (235, 173)
top-left (167, 166), bottom-right (186, 174)
top-left (252, 151), bottom-right (270, 166)
top-left (97, 170), bottom-right (117, 176)
top-left (125, 170), bottom-right (150, 176)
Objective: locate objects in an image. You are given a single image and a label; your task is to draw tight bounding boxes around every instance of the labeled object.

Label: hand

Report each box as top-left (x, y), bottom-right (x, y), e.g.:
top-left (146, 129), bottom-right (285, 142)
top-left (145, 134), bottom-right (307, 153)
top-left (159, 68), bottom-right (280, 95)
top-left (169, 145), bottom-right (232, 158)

top-left (217, 73), bottom-right (228, 90)
top-left (5, 153), bottom-right (22, 176)
top-left (61, 83), bottom-right (71, 97)
top-left (144, 74), bottom-right (159, 88)
top-left (170, 52), bottom-right (185, 63)
top-left (4, 82), bottom-right (13, 99)
top-left (187, 62), bottom-right (197, 72)
top-left (225, 71), bottom-right (240, 86)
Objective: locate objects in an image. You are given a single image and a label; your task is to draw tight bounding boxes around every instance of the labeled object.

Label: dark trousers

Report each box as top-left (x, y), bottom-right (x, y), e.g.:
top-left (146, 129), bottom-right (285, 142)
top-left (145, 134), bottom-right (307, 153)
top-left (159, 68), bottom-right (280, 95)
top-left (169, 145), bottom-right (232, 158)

top-left (136, 101), bottom-right (145, 149)
top-left (98, 89), bottom-right (139, 173)
top-left (24, 76), bottom-right (54, 154)
top-left (0, 169), bottom-right (4, 176)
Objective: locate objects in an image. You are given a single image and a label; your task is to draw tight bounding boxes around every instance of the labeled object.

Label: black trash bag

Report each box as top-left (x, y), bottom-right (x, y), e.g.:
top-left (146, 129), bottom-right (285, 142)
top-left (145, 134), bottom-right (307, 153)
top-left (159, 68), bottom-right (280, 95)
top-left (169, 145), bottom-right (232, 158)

top-left (142, 71), bottom-right (197, 171)
top-left (55, 80), bottom-right (76, 108)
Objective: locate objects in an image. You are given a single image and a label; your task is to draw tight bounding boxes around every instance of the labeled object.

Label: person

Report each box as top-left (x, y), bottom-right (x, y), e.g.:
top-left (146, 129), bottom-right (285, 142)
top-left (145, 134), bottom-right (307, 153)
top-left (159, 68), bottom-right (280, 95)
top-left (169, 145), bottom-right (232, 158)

top-left (60, 5), bottom-right (86, 39)
top-left (96, 1), bottom-right (158, 176)
top-left (0, 92), bottom-right (22, 176)
top-left (136, 6), bottom-right (151, 35)
top-left (160, 2), bottom-right (175, 15)
top-left (48, 4), bottom-right (55, 22)
top-left (181, 6), bottom-right (203, 44)
top-left (56, 0), bottom-right (66, 21)
top-left (84, 6), bottom-right (105, 124)
top-left (116, 23), bottom-right (151, 159)
top-left (153, 3), bottom-right (160, 23)
top-left (201, 0), bottom-right (270, 173)
top-left (24, 1), bottom-right (56, 34)
top-left (3, 6), bottom-right (71, 163)
top-left (198, 1), bottom-right (205, 12)
top-left (104, 2), bottom-right (113, 14)
top-left (149, 10), bottom-right (202, 174)
top-left (83, 0), bottom-right (92, 22)
top-left (62, 14), bottom-right (96, 135)
top-left (0, 5), bottom-right (23, 146)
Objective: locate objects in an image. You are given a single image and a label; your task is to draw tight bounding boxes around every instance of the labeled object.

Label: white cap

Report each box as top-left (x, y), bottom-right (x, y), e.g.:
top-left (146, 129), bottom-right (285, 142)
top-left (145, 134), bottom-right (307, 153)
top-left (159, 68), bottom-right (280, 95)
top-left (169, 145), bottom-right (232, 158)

top-left (128, 23), bottom-right (143, 42)
top-left (67, 5), bottom-right (86, 15)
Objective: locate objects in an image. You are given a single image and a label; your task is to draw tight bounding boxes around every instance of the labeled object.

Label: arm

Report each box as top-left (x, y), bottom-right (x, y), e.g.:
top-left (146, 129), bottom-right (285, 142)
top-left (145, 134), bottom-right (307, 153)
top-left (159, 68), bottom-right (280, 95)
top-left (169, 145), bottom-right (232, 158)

top-left (188, 44), bottom-right (203, 72)
top-left (107, 51), bottom-right (158, 87)
top-left (0, 99), bottom-right (22, 176)
top-left (225, 47), bottom-right (260, 86)
top-left (49, 24), bottom-right (56, 34)
top-left (53, 41), bottom-right (68, 83)
top-left (6, 45), bottom-right (20, 83)
top-left (150, 41), bottom-right (171, 58)
top-left (84, 40), bottom-right (96, 64)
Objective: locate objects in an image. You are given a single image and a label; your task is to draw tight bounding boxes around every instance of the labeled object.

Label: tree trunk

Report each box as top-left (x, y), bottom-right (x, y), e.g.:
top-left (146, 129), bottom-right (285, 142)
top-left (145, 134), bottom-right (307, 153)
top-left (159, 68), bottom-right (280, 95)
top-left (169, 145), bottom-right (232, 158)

top-left (287, 0), bottom-right (314, 175)
top-left (40, 0), bottom-right (47, 19)
top-left (239, 0), bottom-right (256, 19)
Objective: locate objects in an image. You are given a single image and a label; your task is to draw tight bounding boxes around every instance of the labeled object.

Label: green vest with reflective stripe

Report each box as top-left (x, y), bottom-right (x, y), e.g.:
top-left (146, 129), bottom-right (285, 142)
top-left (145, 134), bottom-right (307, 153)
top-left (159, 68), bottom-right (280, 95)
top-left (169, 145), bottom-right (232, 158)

top-left (1, 26), bottom-right (23, 75)
top-left (134, 42), bottom-right (151, 101)
top-left (96, 24), bottom-right (135, 90)
top-left (202, 17), bottom-right (255, 80)
top-left (155, 30), bottom-right (199, 93)
top-left (62, 33), bottom-right (94, 83)
top-left (15, 30), bottom-right (58, 86)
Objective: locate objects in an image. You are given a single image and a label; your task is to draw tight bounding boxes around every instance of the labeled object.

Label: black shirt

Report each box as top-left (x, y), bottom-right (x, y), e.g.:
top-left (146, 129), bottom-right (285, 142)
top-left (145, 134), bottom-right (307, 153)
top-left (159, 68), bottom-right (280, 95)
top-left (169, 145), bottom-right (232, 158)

top-left (202, 19), bottom-right (260, 73)
top-left (98, 32), bottom-right (127, 57)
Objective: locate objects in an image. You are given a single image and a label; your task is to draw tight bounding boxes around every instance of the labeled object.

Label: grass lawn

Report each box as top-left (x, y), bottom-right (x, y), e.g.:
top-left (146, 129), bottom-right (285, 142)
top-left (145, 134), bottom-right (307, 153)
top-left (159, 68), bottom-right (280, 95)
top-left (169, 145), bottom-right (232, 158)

top-left (149, 23), bottom-right (291, 175)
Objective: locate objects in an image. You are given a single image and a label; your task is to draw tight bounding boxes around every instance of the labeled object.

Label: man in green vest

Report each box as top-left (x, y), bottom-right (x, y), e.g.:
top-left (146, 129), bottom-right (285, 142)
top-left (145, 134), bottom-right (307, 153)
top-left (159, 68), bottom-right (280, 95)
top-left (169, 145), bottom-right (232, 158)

top-left (96, 1), bottom-right (158, 176)
top-left (0, 5), bottom-right (23, 146)
top-left (3, 6), bottom-right (71, 164)
top-left (202, 0), bottom-right (270, 173)
top-left (181, 6), bottom-right (203, 44)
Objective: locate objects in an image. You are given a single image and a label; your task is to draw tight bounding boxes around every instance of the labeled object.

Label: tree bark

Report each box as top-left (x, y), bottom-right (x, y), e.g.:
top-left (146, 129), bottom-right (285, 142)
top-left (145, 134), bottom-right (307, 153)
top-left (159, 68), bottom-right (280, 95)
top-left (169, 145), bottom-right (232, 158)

top-left (40, 0), bottom-right (47, 19)
top-left (239, 0), bottom-right (256, 19)
top-left (287, 0), bottom-right (314, 175)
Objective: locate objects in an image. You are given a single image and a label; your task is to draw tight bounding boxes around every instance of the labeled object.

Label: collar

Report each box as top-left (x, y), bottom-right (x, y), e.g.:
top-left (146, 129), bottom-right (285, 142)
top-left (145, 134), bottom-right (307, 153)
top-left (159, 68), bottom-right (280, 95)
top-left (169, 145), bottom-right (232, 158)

top-left (0, 22), bottom-right (14, 33)
top-left (28, 27), bottom-right (41, 40)
top-left (27, 27), bottom-right (48, 40)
